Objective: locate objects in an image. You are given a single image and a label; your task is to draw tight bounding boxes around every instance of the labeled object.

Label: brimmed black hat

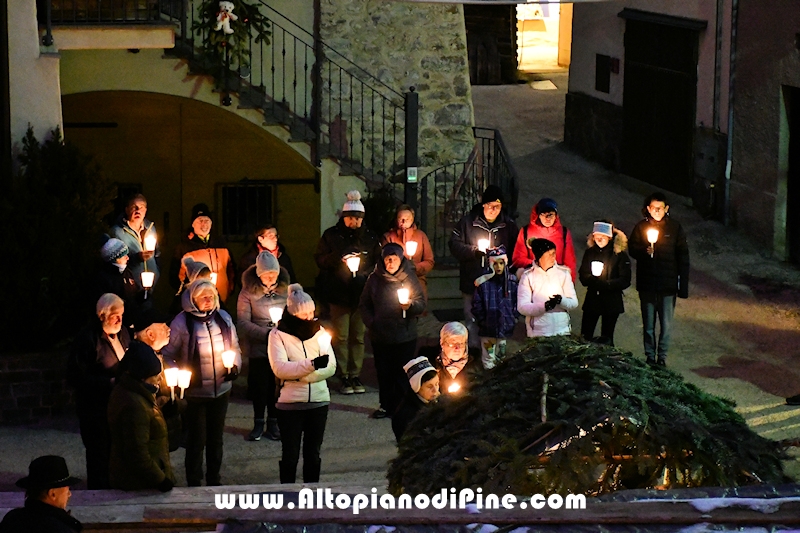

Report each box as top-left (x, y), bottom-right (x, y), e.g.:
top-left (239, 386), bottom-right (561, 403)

top-left (16, 456), bottom-right (80, 490)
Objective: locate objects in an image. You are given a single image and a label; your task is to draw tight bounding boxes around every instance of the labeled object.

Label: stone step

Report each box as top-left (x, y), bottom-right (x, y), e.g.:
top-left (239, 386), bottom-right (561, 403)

top-left (426, 268), bottom-right (460, 302)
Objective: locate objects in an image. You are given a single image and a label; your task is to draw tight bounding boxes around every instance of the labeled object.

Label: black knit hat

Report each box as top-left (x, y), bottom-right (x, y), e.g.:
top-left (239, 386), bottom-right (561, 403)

top-left (132, 308), bottom-right (172, 333)
top-left (16, 456), bottom-right (81, 489)
top-left (528, 238), bottom-right (556, 261)
top-left (381, 242), bottom-right (404, 259)
top-left (191, 203), bottom-right (212, 223)
top-left (119, 341), bottom-right (162, 380)
top-left (481, 185), bottom-right (504, 205)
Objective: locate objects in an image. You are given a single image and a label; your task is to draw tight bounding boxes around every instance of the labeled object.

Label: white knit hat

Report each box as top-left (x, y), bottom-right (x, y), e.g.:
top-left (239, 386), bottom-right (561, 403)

top-left (341, 190), bottom-right (365, 218)
top-left (286, 283), bottom-right (315, 316)
top-left (592, 221), bottom-right (613, 238)
top-left (255, 251), bottom-right (280, 276)
top-left (404, 356), bottom-right (436, 393)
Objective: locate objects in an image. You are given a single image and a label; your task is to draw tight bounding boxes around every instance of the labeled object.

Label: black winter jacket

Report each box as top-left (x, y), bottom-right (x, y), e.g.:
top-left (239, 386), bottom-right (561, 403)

top-left (392, 389), bottom-right (427, 442)
top-left (628, 216), bottom-right (690, 297)
top-left (578, 231), bottom-right (632, 315)
top-left (359, 257), bottom-right (426, 344)
top-left (0, 499), bottom-right (82, 533)
top-left (314, 219), bottom-right (380, 308)
top-left (449, 204), bottom-right (519, 294)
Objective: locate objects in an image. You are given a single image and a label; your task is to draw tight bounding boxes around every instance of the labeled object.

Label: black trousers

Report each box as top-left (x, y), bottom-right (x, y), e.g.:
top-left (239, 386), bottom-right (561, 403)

top-left (248, 357), bottom-right (278, 419)
top-left (372, 339), bottom-right (417, 415)
top-left (78, 413), bottom-right (111, 489)
top-left (581, 311), bottom-right (620, 345)
top-left (277, 406), bottom-right (328, 483)
top-left (185, 391), bottom-right (230, 486)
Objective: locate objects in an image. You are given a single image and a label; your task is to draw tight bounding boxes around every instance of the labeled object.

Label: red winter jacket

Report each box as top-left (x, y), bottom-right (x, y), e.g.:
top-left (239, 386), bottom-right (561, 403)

top-left (511, 204), bottom-right (577, 281)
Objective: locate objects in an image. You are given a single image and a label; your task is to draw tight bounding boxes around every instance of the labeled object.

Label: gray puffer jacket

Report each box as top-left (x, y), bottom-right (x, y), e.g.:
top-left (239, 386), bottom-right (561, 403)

top-left (162, 281), bottom-right (242, 399)
top-left (237, 265), bottom-right (290, 360)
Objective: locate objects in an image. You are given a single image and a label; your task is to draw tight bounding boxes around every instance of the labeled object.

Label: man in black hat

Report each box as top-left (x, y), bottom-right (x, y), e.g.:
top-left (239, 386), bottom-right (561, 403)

top-left (0, 455), bottom-right (83, 533)
top-left (448, 185), bottom-right (519, 348)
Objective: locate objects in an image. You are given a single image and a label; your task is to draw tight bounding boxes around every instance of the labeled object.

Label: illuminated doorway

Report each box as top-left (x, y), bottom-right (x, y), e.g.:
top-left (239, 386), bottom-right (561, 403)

top-left (517, 3), bottom-right (572, 72)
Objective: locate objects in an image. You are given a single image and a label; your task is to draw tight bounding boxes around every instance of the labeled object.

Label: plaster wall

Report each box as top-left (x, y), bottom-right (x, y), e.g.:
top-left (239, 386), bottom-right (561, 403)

top-left (8, 0), bottom-right (62, 148)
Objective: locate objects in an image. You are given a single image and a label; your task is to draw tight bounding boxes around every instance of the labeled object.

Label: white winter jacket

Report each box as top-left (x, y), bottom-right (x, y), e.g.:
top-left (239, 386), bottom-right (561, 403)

top-left (268, 328), bottom-right (336, 404)
top-left (517, 263), bottom-right (579, 337)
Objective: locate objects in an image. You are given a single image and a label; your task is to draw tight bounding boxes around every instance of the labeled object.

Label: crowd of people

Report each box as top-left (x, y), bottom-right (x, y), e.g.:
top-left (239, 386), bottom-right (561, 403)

top-left (19, 182), bottom-right (691, 501)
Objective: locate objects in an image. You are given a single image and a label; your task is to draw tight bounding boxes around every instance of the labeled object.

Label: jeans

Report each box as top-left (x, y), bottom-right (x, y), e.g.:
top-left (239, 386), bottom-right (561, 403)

top-left (185, 391), bottom-right (230, 486)
top-left (639, 292), bottom-right (676, 360)
top-left (461, 293), bottom-right (481, 350)
top-left (330, 304), bottom-right (365, 378)
top-left (581, 311), bottom-right (621, 346)
top-left (372, 339), bottom-right (417, 414)
top-left (277, 406), bottom-right (329, 483)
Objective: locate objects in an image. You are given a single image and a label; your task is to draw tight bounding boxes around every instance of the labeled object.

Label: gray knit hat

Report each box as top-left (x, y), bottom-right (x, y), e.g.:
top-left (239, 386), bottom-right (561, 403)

top-left (101, 238), bottom-right (129, 263)
top-left (256, 251), bottom-right (280, 276)
top-left (286, 283), bottom-right (315, 316)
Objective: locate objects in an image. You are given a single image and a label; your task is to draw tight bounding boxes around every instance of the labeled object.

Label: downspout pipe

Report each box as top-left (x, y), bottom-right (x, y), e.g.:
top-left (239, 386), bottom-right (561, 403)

top-left (723, 0), bottom-right (738, 226)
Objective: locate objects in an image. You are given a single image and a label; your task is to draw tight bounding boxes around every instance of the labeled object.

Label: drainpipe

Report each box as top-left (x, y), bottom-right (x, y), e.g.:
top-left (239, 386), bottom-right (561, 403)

top-left (713, 0), bottom-right (723, 130)
top-left (723, 0), bottom-right (738, 226)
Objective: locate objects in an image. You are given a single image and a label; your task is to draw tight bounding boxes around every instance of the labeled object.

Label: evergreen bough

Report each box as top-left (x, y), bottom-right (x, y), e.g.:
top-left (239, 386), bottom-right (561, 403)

top-left (388, 337), bottom-right (788, 496)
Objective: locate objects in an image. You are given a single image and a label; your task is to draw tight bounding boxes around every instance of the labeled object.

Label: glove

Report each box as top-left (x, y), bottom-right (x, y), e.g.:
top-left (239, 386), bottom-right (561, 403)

top-left (223, 365), bottom-right (239, 382)
top-left (551, 295), bottom-right (562, 305)
top-left (544, 299), bottom-right (557, 312)
top-left (157, 477), bottom-right (174, 492)
top-left (313, 354), bottom-right (329, 370)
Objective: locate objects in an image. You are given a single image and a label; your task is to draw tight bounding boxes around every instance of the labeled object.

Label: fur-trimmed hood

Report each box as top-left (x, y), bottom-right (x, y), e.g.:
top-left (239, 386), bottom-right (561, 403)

top-left (586, 229), bottom-right (628, 254)
top-left (241, 263), bottom-right (291, 297)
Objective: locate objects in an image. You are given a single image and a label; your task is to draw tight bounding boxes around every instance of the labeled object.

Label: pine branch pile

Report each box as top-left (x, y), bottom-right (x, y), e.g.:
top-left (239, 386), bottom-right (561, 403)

top-left (388, 337), bottom-right (788, 496)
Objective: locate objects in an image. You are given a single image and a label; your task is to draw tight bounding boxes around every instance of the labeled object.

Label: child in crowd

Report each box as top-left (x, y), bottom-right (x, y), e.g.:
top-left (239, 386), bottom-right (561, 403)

top-left (578, 221), bottom-right (631, 346)
top-left (471, 246), bottom-right (519, 369)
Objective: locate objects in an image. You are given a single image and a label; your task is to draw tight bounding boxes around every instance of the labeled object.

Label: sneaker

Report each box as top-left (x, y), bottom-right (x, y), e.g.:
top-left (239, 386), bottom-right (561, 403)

top-left (340, 377), bottom-right (354, 395)
top-left (786, 394), bottom-right (800, 406)
top-left (351, 377), bottom-right (366, 394)
top-left (372, 408), bottom-right (389, 419)
top-left (247, 420), bottom-right (264, 441)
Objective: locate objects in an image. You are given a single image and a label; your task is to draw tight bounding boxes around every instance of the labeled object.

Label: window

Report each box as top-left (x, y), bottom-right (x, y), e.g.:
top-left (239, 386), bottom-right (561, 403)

top-left (217, 181), bottom-right (274, 241)
top-left (595, 54), bottom-right (611, 93)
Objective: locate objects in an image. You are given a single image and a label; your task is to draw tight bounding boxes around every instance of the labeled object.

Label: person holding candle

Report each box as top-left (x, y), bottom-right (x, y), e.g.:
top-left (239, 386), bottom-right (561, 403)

top-left (449, 185), bottom-right (519, 350)
top-left (423, 322), bottom-right (481, 398)
top-left (93, 236), bottom-right (138, 321)
top-left (110, 193), bottom-right (161, 300)
top-left (238, 251), bottom-right (290, 441)
top-left (162, 279), bottom-right (241, 486)
top-left (628, 193), bottom-right (690, 367)
top-left (268, 284), bottom-right (336, 483)
top-left (108, 341), bottom-right (175, 492)
top-left (578, 221), bottom-right (631, 346)
top-left (170, 204), bottom-right (236, 305)
top-left (471, 245), bottom-right (519, 369)
top-left (518, 238), bottom-right (579, 337)
top-left (381, 205), bottom-right (435, 300)
top-left (392, 356), bottom-right (440, 442)
top-left (239, 225), bottom-right (297, 283)
top-left (314, 190), bottom-right (380, 395)
top-left (67, 293), bottom-right (130, 489)
top-left (511, 197), bottom-right (577, 282)
top-left (359, 243), bottom-right (426, 418)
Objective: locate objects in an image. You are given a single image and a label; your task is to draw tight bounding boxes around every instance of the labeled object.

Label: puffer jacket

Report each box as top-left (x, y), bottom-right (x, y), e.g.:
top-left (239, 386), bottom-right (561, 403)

top-left (578, 230), bottom-right (631, 315)
top-left (314, 219), bottom-right (380, 308)
top-left (111, 216), bottom-right (160, 291)
top-left (449, 204), bottom-right (519, 294)
top-left (268, 314), bottom-right (337, 404)
top-left (511, 204), bottom-right (577, 280)
top-left (517, 263), bottom-right (579, 337)
top-left (162, 283), bottom-right (242, 399)
top-left (237, 265), bottom-right (290, 359)
top-left (108, 373), bottom-right (174, 490)
top-left (628, 215), bottom-right (690, 297)
top-left (359, 257), bottom-right (426, 344)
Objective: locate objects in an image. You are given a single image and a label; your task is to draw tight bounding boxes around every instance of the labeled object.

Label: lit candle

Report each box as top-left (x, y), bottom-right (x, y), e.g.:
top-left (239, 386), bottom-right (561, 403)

top-left (448, 382), bottom-right (461, 394)
top-left (177, 369), bottom-right (192, 399)
top-left (141, 272), bottom-right (155, 300)
top-left (210, 272), bottom-right (218, 285)
top-left (405, 241), bottom-right (418, 257)
top-left (144, 234), bottom-right (157, 252)
top-left (478, 238), bottom-right (490, 267)
top-left (164, 367), bottom-right (179, 401)
top-left (221, 350), bottom-right (236, 370)
top-left (591, 261), bottom-right (604, 277)
top-left (317, 327), bottom-right (332, 354)
top-left (397, 287), bottom-right (410, 318)
top-left (646, 229), bottom-right (659, 258)
top-left (268, 307), bottom-right (283, 325)
top-left (345, 255), bottom-right (361, 277)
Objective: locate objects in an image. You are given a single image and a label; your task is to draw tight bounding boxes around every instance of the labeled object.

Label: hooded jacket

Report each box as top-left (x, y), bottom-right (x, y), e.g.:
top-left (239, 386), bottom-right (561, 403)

top-left (267, 314), bottom-right (337, 405)
top-left (239, 242), bottom-right (297, 284)
top-left (628, 214), bottom-right (690, 297)
top-left (381, 225), bottom-right (435, 280)
top-left (512, 204), bottom-right (577, 281)
top-left (111, 216), bottom-right (160, 291)
top-left (0, 498), bottom-right (83, 533)
top-left (108, 373), bottom-right (175, 490)
top-left (472, 270), bottom-right (519, 338)
top-left (517, 263), bottom-right (579, 337)
top-left (579, 230), bottom-right (632, 315)
top-left (359, 256), bottom-right (426, 344)
top-left (314, 218), bottom-right (380, 308)
top-left (170, 231), bottom-right (236, 302)
top-left (162, 282), bottom-right (242, 399)
top-left (449, 204), bottom-right (519, 294)
top-left (236, 265), bottom-right (290, 360)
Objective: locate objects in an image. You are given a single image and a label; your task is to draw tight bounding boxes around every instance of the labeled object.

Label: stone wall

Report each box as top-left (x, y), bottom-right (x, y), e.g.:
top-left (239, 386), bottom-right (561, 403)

top-left (0, 352), bottom-right (72, 424)
top-left (319, 0), bottom-right (475, 177)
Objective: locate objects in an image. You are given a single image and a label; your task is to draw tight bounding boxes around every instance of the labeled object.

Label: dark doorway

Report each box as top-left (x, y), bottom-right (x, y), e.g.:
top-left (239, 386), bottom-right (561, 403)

top-left (464, 5), bottom-right (517, 85)
top-left (621, 17), bottom-right (700, 196)
top-left (785, 86), bottom-right (800, 263)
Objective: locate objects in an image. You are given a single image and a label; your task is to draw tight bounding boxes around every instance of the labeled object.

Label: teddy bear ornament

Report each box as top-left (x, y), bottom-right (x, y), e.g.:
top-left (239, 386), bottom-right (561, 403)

top-left (215, 1), bottom-right (238, 35)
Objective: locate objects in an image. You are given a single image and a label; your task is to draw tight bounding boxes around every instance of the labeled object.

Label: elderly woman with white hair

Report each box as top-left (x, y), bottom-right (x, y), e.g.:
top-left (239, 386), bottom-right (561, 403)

top-left (425, 322), bottom-right (482, 398)
top-left (163, 279), bottom-right (241, 487)
top-left (67, 293), bottom-right (131, 489)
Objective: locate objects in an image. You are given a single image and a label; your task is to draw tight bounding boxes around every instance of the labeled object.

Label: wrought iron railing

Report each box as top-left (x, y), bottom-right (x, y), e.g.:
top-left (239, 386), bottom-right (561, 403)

top-left (39, 0), bottom-right (410, 188)
top-left (418, 127), bottom-right (519, 265)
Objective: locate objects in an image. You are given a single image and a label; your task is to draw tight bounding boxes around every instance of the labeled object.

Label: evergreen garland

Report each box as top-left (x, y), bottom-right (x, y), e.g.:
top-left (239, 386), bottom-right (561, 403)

top-left (387, 337), bottom-right (788, 496)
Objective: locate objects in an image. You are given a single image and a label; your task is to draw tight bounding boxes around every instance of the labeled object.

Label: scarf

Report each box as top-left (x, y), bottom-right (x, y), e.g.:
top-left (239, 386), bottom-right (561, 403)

top-left (440, 351), bottom-right (468, 379)
top-left (277, 310), bottom-right (320, 341)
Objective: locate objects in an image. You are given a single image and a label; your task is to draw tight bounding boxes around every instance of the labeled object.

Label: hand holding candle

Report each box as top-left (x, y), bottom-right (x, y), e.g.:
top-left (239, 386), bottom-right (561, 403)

top-left (448, 382), bottom-right (461, 394)
top-left (404, 241), bottom-right (418, 258)
top-left (397, 287), bottom-right (410, 318)
top-left (646, 228), bottom-right (659, 258)
top-left (144, 234), bottom-right (157, 252)
top-left (164, 367), bottom-right (179, 401)
top-left (591, 261), bottom-right (604, 277)
top-left (177, 369), bottom-right (192, 399)
top-left (210, 272), bottom-right (218, 285)
top-left (141, 271), bottom-right (155, 299)
top-left (345, 255), bottom-right (361, 277)
top-left (221, 350), bottom-right (236, 371)
top-left (317, 327), bottom-right (332, 354)
top-left (477, 238), bottom-right (490, 267)
top-left (268, 307), bottom-right (283, 325)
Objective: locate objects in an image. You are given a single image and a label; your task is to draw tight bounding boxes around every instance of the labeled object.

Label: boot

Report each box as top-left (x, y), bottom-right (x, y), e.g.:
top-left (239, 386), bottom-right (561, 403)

top-left (303, 458), bottom-right (321, 483)
top-left (279, 460), bottom-right (296, 483)
top-left (248, 418), bottom-right (265, 441)
top-left (265, 418), bottom-right (281, 441)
